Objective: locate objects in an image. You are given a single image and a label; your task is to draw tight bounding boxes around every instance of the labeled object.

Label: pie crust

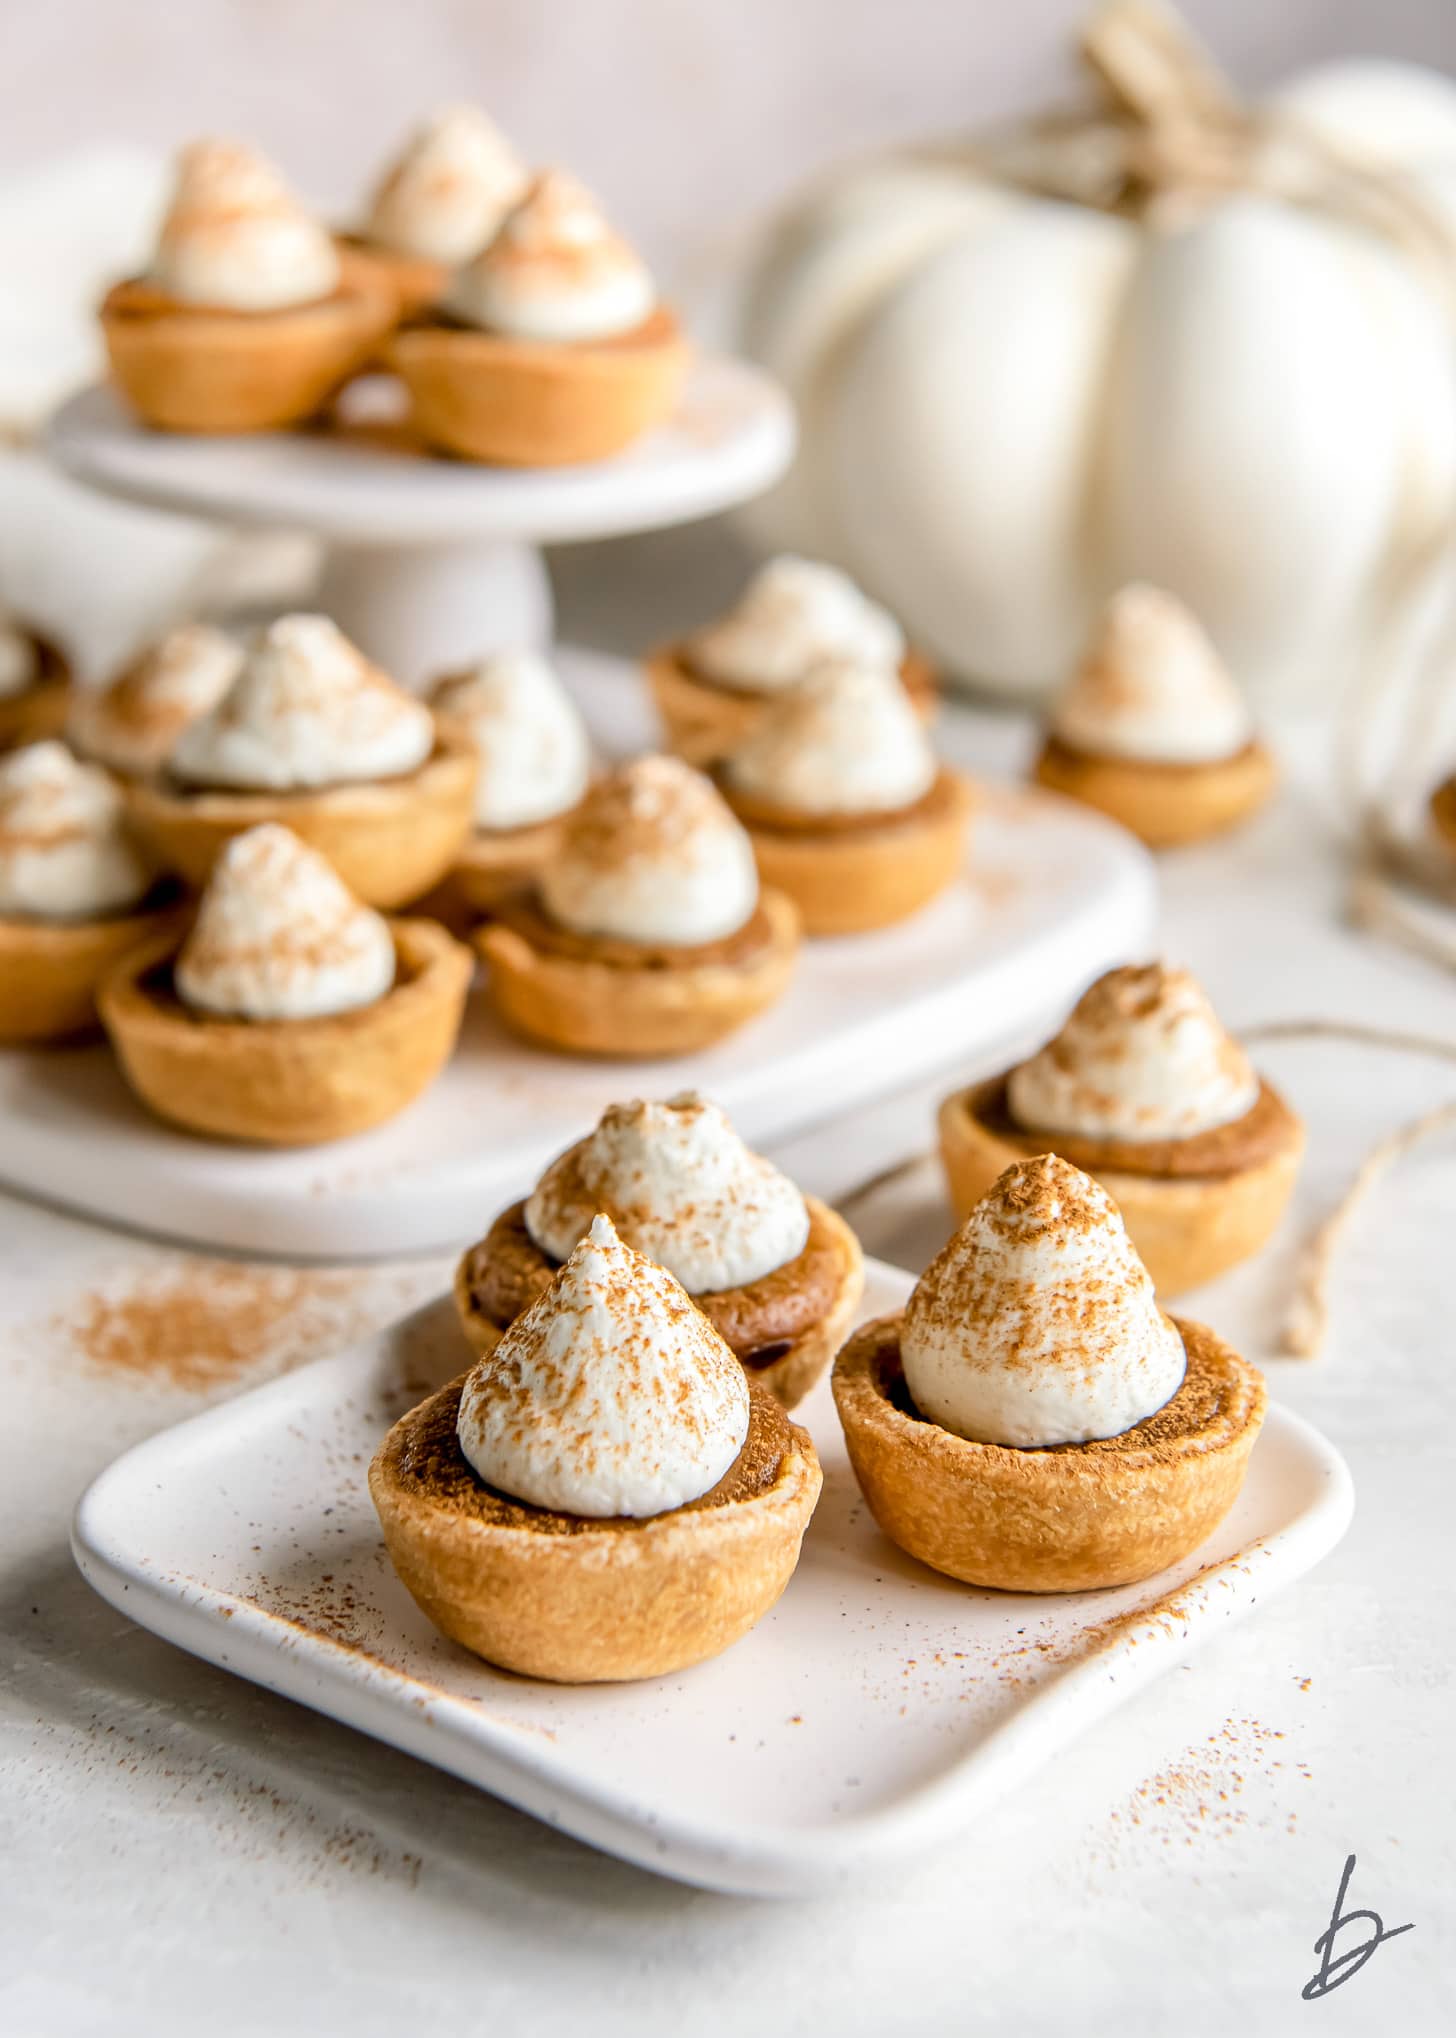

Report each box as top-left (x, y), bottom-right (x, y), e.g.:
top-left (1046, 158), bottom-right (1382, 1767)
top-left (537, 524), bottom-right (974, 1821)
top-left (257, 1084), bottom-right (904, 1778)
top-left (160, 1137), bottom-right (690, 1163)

top-left (99, 917), bottom-right (472, 1144)
top-left (647, 646), bottom-right (939, 770)
top-left (454, 1194), bottom-right (864, 1409)
top-left (387, 305), bottom-right (691, 466)
top-left (476, 887), bottom-right (800, 1057)
top-left (1032, 734), bottom-right (1276, 848)
top-left (99, 275), bottom-right (391, 434)
top-left (937, 1073), bottom-right (1305, 1297)
top-left (123, 737), bottom-right (477, 909)
top-left (1429, 774), bottom-right (1456, 853)
top-left (833, 1313), bottom-right (1265, 1592)
top-left (720, 765), bottom-right (973, 935)
top-left (334, 235), bottom-right (445, 327)
top-left (0, 893), bottom-right (183, 1045)
top-left (369, 1373), bottom-right (822, 1681)
top-left (0, 635), bottom-right (71, 752)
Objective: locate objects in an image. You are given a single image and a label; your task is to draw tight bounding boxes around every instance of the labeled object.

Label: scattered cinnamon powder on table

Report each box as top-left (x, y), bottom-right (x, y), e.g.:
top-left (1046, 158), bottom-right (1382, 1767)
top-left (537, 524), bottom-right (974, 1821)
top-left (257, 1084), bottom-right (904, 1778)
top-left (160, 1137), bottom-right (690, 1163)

top-left (52, 1262), bottom-right (404, 1392)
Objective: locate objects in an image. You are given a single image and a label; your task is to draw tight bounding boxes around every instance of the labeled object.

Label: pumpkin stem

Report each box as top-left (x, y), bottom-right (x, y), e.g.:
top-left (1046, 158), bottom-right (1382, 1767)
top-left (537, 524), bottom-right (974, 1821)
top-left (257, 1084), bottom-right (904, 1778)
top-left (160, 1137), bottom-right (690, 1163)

top-left (1078, 0), bottom-right (1236, 135)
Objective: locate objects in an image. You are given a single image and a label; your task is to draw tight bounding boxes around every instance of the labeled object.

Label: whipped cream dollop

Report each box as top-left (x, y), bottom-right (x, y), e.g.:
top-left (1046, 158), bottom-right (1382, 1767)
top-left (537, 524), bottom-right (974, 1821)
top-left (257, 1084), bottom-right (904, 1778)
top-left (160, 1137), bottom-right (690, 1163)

top-left (445, 168), bottom-right (656, 342)
top-left (686, 556), bottom-right (906, 696)
top-left (175, 823), bottom-right (395, 1021)
top-left (431, 650), bottom-right (589, 830)
top-left (901, 1154), bottom-right (1186, 1449)
top-left (457, 1213), bottom-right (751, 1518)
top-left (526, 1092), bottom-right (810, 1292)
top-left (171, 615), bottom-right (435, 792)
top-left (1008, 963), bottom-right (1260, 1143)
top-left (0, 608), bottom-right (39, 700)
top-left (541, 755), bottom-right (758, 947)
top-left (366, 105), bottom-right (528, 266)
top-left (148, 140), bottom-right (340, 311)
top-left (71, 625), bottom-right (244, 778)
top-left (0, 742), bottom-right (151, 920)
top-left (1052, 583), bottom-right (1252, 765)
top-left (724, 656), bottom-right (936, 815)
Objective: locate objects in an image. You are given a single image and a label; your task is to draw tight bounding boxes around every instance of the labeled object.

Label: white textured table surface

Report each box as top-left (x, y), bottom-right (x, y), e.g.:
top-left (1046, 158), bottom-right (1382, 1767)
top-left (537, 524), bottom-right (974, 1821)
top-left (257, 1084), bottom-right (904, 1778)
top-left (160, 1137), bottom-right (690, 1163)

top-left (3, 702), bottom-right (1453, 2036)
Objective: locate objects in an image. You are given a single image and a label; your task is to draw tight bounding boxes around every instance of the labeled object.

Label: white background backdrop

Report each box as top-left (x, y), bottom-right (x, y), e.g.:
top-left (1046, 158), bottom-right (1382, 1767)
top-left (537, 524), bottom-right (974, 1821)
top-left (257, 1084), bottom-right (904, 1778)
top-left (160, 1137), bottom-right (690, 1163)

top-left (6, 0), bottom-right (1456, 283)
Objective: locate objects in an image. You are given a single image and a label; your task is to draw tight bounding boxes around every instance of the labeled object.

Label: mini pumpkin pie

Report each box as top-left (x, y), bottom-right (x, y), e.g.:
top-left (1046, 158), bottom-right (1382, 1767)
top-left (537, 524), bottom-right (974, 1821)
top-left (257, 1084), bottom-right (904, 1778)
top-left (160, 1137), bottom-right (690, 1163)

top-left (101, 822), bottom-right (470, 1144)
top-left (834, 1154), bottom-right (1267, 1592)
top-left (340, 104), bottom-right (529, 324)
top-left (1032, 584), bottom-right (1276, 847)
top-left (389, 168), bottom-right (690, 466)
top-left (0, 742), bottom-right (178, 1045)
top-left (69, 623), bottom-right (243, 781)
top-left (0, 603), bottom-right (71, 752)
top-left (477, 754), bottom-right (799, 1057)
top-left (938, 963), bottom-right (1303, 1296)
top-left (100, 140), bottom-right (391, 434)
top-left (456, 1091), bottom-right (864, 1408)
top-left (648, 554), bottom-right (938, 768)
top-left (718, 656), bottom-right (971, 934)
top-left (124, 613), bottom-right (475, 907)
top-left (426, 647), bottom-right (591, 917)
top-left (373, 1212), bottom-right (822, 1681)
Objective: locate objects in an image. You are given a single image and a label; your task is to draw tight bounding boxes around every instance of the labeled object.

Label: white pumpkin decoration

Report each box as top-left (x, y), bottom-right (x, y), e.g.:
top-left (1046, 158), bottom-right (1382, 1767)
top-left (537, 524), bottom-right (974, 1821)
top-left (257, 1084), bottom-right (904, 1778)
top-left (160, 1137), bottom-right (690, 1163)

top-left (738, 2), bottom-right (1456, 703)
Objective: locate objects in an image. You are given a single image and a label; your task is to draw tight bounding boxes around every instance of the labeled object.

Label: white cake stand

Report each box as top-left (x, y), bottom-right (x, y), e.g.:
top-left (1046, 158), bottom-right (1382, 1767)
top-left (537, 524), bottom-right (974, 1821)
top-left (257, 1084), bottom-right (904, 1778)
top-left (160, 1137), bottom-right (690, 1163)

top-left (46, 358), bottom-right (794, 681)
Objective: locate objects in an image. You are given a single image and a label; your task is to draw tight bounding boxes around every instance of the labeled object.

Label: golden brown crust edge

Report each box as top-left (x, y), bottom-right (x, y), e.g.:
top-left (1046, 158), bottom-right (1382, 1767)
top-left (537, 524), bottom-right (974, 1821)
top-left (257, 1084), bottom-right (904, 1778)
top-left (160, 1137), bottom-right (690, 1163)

top-left (0, 641), bottom-right (71, 751)
top-left (368, 1378), bottom-right (823, 1681)
top-left (475, 886), bottom-right (800, 1057)
top-left (387, 312), bottom-right (691, 466)
top-left (732, 768), bottom-right (973, 935)
top-left (833, 1314), bottom-right (1266, 1593)
top-left (453, 1195), bottom-right (864, 1411)
top-left (123, 741), bottom-right (477, 908)
top-left (99, 917), bottom-right (472, 1144)
top-left (99, 280), bottom-right (391, 433)
top-left (1032, 736), bottom-right (1277, 848)
top-left (646, 646), bottom-right (938, 769)
top-left (0, 900), bottom-right (184, 1045)
top-left (936, 1078), bottom-right (1305, 1298)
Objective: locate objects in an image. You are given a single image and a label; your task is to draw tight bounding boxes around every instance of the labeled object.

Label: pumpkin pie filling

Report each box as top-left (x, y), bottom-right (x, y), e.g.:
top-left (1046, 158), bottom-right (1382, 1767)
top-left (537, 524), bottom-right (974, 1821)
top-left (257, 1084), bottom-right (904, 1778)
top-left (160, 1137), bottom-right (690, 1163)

top-left (1040, 731), bottom-right (1265, 780)
top-left (491, 889), bottom-right (779, 972)
top-left (460, 1196), bottom-right (846, 1364)
top-left (386, 1369), bottom-right (792, 1534)
top-left (972, 1071), bottom-right (1298, 1179)
top-left (714, 762), bottom-right (963, 839)
top-left (860, 1314), bottom-right (1247, 1462)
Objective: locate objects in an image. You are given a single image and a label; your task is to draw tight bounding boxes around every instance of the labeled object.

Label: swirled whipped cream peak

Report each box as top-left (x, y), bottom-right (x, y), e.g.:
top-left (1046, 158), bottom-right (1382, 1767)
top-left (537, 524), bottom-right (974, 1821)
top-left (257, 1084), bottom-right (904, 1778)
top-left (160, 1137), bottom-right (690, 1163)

top-left (901, 1154), bottom-right (1186, 1449)
top-left (687, 556), bottom-right (906, 695)
top-left (431, 650), bottom-right (589, 830)
top-left (1052, 584), bottom-right (1252, 765)
top-left (148, 140), bottom-right (340, 311)
top-left (71, 624), bottom-right (244, 778)
top-left (445, 168), bottom-right (656, 342)
top-left (541, 755), bottom-right (759, 946)
top-left (366, 105), bottom-right (528, 266)
top-left (725, 656), bottom-right (936, 815)
top-left (171, 614), bottom-right (434, 792)
top-left (0, 742), bottom-right (150, 921)
top-left (456, 1212), bottom-right (751, 1518)
top-left (175, 823), bottom-right (395, 1020)
top-left (526, 1091), bottom-right (810, 1292)
top-left (1008, 963), bottom-right (1259, 1143)
top-left (0, 606), bottom-right (39, 700)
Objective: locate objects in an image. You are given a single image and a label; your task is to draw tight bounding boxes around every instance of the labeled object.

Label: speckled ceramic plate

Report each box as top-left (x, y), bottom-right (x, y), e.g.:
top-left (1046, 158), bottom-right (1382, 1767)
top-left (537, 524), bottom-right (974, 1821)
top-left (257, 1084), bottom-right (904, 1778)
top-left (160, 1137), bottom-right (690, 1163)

top-left (71, 1260), bottom-right (1353, 1895)
top-left (0, 787), bottom-right (1154, 1261)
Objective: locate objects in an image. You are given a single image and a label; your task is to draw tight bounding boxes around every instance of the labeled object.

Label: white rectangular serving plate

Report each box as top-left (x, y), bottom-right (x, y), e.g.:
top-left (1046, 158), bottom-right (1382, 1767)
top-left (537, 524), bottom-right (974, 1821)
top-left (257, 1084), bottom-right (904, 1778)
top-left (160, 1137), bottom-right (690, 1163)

top-left (72, 1260), bottom-right (1353, 1896)
top-left (0, 789), bottom-right (1154, 1260)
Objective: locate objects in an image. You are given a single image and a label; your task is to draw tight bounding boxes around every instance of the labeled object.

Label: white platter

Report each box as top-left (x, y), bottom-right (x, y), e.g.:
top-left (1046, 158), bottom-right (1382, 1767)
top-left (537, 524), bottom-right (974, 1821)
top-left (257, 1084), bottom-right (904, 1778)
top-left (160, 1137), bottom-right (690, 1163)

top-left (0, 787), bottom-right (1155, 1261)
top-left (71, 1259), bottom-right (1354, 1897)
